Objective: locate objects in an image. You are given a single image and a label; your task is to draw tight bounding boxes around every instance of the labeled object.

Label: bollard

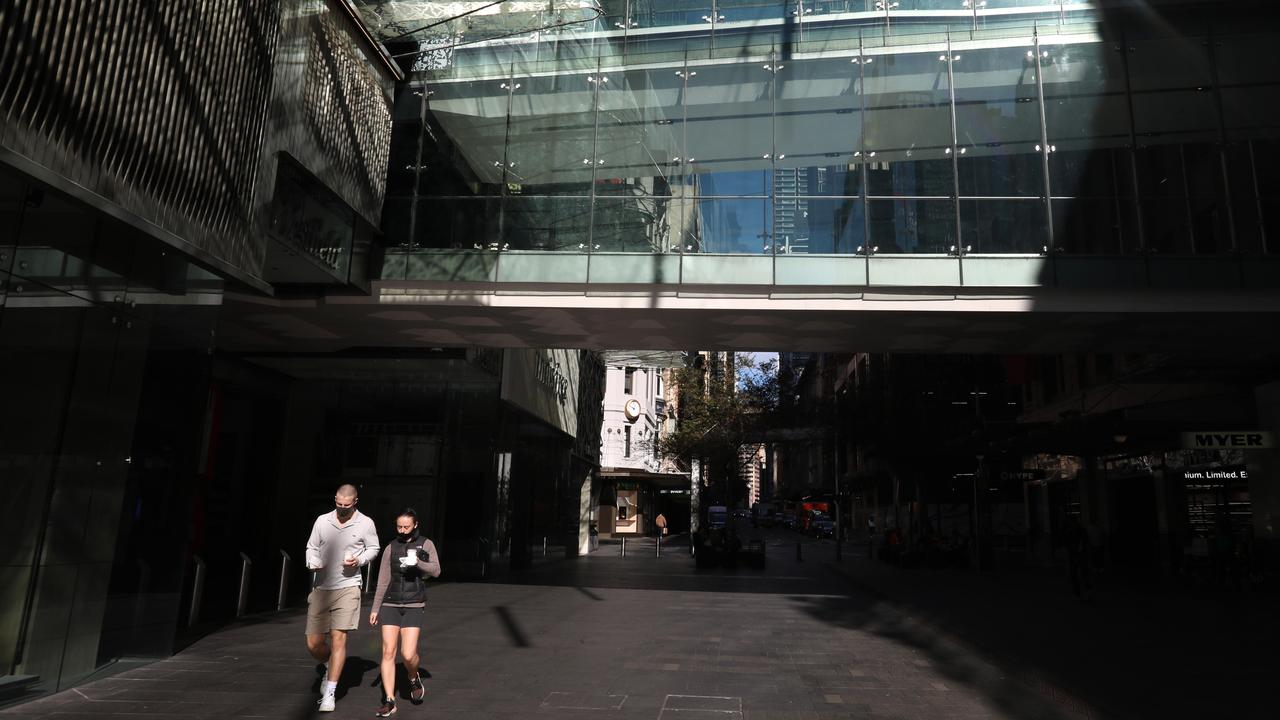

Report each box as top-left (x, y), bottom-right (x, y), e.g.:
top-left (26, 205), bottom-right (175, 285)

top-left (796, 541), bottom-right (803, 562)
top-left (656, 534), bottom-right (661, 558)
top-left (543, 536), bottom-right (548, 558)
top-left (621, 536), bottom-right (626, 558)
top-left (188, 555), bottom-right (206, 627)
top-left (277, 550), bottom-right (292, 611)
top-left (236, 552), bottom-right (252, 617)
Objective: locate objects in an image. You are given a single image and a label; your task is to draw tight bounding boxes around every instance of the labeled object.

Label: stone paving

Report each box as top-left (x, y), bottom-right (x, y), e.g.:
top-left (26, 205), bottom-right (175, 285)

top-left (1, 532), bottom-right (1091, 720)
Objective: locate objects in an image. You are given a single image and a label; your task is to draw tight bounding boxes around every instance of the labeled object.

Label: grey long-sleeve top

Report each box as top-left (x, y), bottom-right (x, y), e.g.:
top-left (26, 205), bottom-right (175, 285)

top-left (305, 510), bottom-right (380, 590)
top-left (371, 538), bottom-right (441, 614)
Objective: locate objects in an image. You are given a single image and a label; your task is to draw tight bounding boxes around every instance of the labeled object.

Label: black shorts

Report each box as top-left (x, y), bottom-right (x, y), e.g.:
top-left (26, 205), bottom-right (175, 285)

top-left (381, 605), bottom-right (424, 628)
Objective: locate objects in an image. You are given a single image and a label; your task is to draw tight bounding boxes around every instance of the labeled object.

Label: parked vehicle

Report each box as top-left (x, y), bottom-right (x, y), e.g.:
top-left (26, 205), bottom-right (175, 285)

top-left (810, 513), bottom-right (835, 538)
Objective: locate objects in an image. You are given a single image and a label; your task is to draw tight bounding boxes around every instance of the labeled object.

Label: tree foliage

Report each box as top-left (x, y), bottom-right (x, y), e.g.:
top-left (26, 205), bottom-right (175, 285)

top-left (655, 353), bottom-right (779, 504)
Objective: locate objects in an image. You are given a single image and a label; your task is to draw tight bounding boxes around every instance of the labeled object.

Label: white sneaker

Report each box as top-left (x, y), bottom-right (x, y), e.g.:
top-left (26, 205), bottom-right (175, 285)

top-left (318, 695), bottom-right (336, 712)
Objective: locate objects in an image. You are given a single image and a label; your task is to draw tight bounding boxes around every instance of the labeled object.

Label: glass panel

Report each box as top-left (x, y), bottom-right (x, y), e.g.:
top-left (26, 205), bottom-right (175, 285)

top-left (1143, 197), bottom-right (1192, 254)
top-left (1125, 35), bottom-right (1212, 92)
top-left (425, 77), bottom-right (511, 192)
top-left (1053, 199), bottom-right (1132, 254)
top-left (1225, 143), bottom-right (1265, 254)
top-left (717, 0), bottom-right (786, 23)
top-left (504, 72), bottom-right (600, 195)
top-left (864, 149), bottom-right (952, 197)
top-left (774, 56), bottom-right (863, 196)
top-left (630, 0), bottom-right (713, 29)
top-left (959, 199), bottom-right (1047, 253)
top-left (418, 198), bottom-right (502, 250)
top-left (596, 66), bottom-right (688, 196)
top-left (867, 199), bottom-right (956, 253)
top-left (690, 198), bottom-right (772, 253)
top-left (1255, 139), bottom-right (1280, 198)
top-left (1214, 32), bottom-right (1280, 86)
top-left (775, 197), bottom-right (866, 254)
top-left (863, 50), bottom-right (954, 197)
top-left (1131, 89), bottom-right (1218, 145)
top-left (592, 197), bottom-right (681, 252)
top-left (1042, 41), bottom-right (1132, 199)
top-left (1221, 85), bottom-right (1280, 141)
top-left (1049, 147), bottom-right (1133, 200)
top-left (1263, 199), bottom-right (1280, 254)
top-left (502, 197), bottom-right (593, 251)
top-left (685, 61), bottom-right (774, 196)
top-left (952, 44), bottom-right (1044, 198)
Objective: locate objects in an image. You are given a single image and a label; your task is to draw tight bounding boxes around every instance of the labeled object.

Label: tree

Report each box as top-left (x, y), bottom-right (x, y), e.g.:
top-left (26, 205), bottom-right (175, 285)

top-left (655, 353), bottom-right (779, 508)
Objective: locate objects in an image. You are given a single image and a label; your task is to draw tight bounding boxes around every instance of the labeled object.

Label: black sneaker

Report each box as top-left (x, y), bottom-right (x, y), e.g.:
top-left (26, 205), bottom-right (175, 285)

top-left (375, 697), bottom-right (397, 717)
top-left (409, 673), bottom-right (425, 703)
top-left (419, 669), bottom-right (431, 680)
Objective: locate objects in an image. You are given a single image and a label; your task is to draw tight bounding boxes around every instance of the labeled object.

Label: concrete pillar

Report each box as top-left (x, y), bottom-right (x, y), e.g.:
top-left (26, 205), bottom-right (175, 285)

top-left (577, 473), bottom-right (593, 556)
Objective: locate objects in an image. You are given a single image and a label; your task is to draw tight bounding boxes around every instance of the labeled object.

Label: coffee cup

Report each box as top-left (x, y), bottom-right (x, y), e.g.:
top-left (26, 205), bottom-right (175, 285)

top-left (406, 549), bottom-right (418, 563)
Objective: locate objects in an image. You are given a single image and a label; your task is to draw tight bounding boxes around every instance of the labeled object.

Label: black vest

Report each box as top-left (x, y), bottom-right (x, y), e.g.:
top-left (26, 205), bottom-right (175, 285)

top-left (385, 535), bottom-right (430, 605)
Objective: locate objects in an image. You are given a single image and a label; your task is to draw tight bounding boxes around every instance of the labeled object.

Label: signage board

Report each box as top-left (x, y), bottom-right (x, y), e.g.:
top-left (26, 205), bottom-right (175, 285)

top-left (1180, 431), bottom-right (1273, 450)
top-left (500, 348), bottom-right (580, 438)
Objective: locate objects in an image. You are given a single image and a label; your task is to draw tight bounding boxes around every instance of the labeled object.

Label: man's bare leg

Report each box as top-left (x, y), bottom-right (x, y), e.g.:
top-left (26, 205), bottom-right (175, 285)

top-left (306, 634), bottom-right (331, 664)
top-left (327, 629), bottom-right (348, 683)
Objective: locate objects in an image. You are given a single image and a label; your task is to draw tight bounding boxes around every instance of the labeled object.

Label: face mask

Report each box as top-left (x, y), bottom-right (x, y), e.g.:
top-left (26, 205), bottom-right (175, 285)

top-left (397, 531), bottom-right (416, 542)
top-left (336, 505), bottom-right (355, 520)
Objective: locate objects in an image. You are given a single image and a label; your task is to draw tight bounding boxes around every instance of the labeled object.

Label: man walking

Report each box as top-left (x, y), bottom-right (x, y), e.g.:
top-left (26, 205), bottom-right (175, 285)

top-left (305, 484), bottom-right (380, 712)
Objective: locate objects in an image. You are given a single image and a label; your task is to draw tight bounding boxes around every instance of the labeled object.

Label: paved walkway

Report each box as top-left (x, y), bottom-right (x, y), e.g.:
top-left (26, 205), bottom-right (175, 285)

top-left (2, 529), bottom-right (1204, 720)
top-left (819, 536), bottom-right (1278, 720)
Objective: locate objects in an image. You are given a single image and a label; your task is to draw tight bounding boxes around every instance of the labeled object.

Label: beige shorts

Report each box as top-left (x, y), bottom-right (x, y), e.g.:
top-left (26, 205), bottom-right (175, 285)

top-left (306, 586), bottom-right (361, 636)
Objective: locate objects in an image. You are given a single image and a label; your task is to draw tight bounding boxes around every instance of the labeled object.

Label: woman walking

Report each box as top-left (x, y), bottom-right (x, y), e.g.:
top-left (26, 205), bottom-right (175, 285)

top-left (370, 508), bottom-right (441, 716)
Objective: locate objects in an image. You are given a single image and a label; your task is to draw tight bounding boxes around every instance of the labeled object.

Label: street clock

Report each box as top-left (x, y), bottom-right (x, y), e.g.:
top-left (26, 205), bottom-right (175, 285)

top-left (624, 398), bottom-right (642, 420)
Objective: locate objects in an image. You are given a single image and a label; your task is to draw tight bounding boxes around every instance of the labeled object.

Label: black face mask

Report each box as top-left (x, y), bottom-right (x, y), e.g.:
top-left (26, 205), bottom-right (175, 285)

top-left (336, 506), bottom-right (355, 520)
top-left (397, 531), bottom-right (416, 542)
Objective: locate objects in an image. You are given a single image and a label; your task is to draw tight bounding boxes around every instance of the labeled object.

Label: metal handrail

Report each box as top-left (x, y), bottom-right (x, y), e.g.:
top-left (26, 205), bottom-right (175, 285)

top-left (188, 555), bottom-right (206, 627)
top-left (236, 552), bottom-right (252, 618)
top-left (277, 550), bottom-right (292, 611)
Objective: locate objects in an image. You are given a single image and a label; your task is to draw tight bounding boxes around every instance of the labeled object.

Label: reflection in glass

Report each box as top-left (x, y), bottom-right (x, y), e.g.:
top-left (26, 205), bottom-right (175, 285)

top-left (502, 197), bottom-right (593, 251)
top-left (417, 198), bottom-right (503, 250)
top-left (953, 45), bottom-right (1043, 198)
top-left (596, 67), bottom-right (687, 200)
top-left (505, 72), bottom-right (601, 195)
top-left (593, 197), bottom-right (682, 252)
top-left (776, 197), bottom-right (866, 254)
top-left (774, 57), bottom-right (862, 197)
top-left (692, 198), bottom-right (772, 254)
top-left (868, 199), bottom-right (956, 253)
top-left (685, 60), bottom-right (774, 196)
top-left (425, 78), bottom-right (511, 191)
top-left (863, 51), bottom-right (953, 197)
top-left (1053, 199), bottom-right (1132, 254)
top-left (959, 199), bottom-right (1047, 253)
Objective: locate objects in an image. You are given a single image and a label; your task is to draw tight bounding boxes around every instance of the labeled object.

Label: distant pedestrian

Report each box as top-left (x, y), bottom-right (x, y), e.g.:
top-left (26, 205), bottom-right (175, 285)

top-left (305, 484), bottom-right (380, 712)
top-left (655, 513), bottom-right (668, 536)
top-left (370, 508), bottom-right (441, 717)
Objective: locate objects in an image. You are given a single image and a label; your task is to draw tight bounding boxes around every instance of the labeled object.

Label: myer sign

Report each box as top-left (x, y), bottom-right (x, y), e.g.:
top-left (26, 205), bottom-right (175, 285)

top-left (1181, 431), bottom-right (1273, 450)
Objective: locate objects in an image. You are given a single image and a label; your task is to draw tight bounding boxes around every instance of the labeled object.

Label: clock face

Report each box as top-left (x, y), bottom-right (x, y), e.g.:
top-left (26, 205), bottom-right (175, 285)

top-left (624, 399), bottom-right (641, 419)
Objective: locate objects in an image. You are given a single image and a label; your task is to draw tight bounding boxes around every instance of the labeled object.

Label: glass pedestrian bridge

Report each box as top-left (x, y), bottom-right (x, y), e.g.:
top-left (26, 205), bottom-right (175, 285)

top-left (361, 0), bottom-right (1279, 291)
